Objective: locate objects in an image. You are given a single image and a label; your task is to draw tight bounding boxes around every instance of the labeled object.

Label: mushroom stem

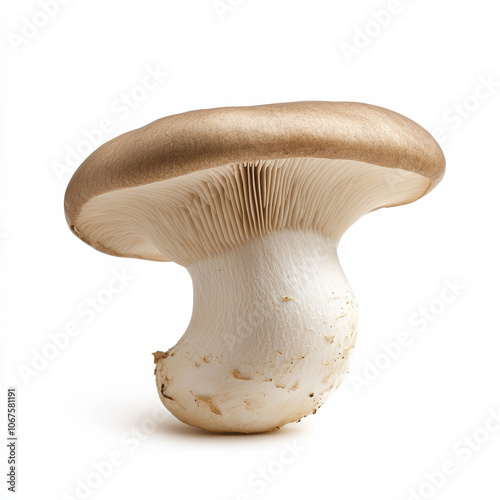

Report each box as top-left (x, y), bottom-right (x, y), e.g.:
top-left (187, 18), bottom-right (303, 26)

top-left (155, 229), bottom-right (357, 433)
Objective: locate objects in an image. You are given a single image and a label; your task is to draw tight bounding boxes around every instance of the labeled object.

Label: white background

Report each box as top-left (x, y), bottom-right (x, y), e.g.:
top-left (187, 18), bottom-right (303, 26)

top-left (2, 1), bottom-right (500, 499)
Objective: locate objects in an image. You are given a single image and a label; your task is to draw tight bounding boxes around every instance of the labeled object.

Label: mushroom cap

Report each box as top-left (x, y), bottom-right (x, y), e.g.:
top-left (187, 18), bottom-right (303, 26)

top-left (64, 101), bottom-right (445, 264)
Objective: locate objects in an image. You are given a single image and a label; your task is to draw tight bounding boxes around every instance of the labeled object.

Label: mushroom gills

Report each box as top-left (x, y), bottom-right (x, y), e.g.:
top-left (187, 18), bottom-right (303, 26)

top-left (75, 157), bottom-right (430, 266)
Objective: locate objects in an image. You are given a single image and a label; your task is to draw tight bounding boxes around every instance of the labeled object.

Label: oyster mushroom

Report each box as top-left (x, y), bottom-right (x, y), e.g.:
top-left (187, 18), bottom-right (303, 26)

top-left (64, 101), bottom-right (445, 433)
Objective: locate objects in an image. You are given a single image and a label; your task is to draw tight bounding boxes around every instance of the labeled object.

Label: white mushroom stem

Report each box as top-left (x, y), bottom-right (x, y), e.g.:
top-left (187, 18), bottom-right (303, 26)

top-left (155, 229), bottom-right (357, 433)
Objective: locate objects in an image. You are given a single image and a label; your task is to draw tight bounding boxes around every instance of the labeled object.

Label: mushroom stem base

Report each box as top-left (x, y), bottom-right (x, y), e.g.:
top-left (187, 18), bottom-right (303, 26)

top-left (155, 229), bottom-right (357, 433)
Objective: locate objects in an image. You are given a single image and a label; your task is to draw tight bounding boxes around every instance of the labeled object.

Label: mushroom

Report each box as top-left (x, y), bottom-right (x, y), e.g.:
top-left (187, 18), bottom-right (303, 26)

top-left (64, 101), bottom-right (445, 433)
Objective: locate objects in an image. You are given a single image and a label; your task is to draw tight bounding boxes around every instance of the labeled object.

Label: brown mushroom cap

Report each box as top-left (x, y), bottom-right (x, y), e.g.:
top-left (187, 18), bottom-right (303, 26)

top-left (64, 101), bottom-right (445, 265)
